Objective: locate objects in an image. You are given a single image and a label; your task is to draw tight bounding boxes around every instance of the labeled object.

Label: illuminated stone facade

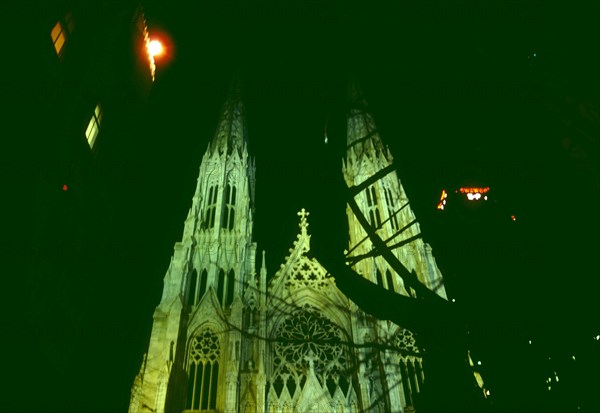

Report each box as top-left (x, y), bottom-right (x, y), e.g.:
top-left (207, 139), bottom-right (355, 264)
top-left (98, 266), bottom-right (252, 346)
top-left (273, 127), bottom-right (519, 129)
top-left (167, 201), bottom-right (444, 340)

top-left (129, 83), bottom-right (447, 413)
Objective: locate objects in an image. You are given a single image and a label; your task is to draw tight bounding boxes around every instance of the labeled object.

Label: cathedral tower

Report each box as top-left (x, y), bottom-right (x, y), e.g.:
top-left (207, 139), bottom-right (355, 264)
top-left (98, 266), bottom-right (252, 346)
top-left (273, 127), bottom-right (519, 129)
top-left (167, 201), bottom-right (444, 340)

top-left (343, 80), bottom-right (447, 301)
top-left (129, 80), bottom-right (257, 413)
top-left (341, 80), bottom-right (449, 409)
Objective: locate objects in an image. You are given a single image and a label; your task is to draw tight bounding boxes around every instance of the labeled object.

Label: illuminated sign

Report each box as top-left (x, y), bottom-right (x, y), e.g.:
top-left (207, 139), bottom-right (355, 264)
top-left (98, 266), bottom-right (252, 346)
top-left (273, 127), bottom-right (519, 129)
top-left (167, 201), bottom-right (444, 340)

top-left (437, 187), bottom-right (491, 209)
top-left (459, 187), bottom-right (490, 194)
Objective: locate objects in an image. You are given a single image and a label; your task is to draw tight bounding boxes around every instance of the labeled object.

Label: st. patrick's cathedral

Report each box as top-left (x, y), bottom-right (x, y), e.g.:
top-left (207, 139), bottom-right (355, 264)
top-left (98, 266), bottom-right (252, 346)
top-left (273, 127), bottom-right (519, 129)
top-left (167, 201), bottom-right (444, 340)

top-left (128, 80), bottom-right (448, 413)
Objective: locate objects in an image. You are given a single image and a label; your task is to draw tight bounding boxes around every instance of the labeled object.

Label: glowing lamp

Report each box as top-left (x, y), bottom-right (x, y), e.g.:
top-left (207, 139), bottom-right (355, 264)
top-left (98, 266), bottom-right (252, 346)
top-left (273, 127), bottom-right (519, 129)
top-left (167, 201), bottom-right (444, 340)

top-left (148, 40), bottom-right (163, 57)
top-left (62, 184), bottom-right (68, 191)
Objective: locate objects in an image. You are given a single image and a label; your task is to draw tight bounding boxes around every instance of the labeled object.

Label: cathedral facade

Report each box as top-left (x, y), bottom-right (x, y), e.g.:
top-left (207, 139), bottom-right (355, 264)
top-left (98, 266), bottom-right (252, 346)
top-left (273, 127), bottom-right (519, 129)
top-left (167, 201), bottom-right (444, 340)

top-left (128, 82), bottom-right (447, 413)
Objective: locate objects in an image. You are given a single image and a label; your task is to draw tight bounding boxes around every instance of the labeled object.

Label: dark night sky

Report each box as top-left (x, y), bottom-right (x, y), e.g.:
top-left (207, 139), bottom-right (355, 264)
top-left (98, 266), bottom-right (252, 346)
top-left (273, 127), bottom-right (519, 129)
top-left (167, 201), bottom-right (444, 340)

top-left (5, 1), bottom-right (599, 412)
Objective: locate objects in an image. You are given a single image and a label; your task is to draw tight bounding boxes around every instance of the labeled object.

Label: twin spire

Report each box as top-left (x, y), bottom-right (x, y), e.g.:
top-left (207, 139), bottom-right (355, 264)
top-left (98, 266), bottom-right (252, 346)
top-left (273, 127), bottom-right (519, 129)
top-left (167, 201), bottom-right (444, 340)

top-left (209, 75), bottom-right (381, 154)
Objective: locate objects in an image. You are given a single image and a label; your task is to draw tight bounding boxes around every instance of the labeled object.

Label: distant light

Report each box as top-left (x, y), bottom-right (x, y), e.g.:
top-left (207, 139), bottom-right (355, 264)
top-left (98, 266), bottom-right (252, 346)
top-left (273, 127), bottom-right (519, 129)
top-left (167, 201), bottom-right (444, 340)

top-left (451, 298), bottom-right (456, 303)
top-left (459, 187), bottom-right (490, 194)
top-left (572, 355), bottom-right (576, 361)
top-left (595, 334), bottom-right (600, 341)
top-left (533, 52), bottom-right (537, 57)
top-left (484, 196), bottom-right (488, 200)
top-left (62, 184), bottom-right (68, 191)
top-left (528, 340), bottom-right (532, 345)
top-left (511, 215), bottom-right (517, 221)
top-left (462, 187), bottom-right (488, 201)
top-left (148, 40), bottom-right (163, 57)
top-left (437, 190), bottom-right (448, 210)
top-left (477, 360), bottom-right (482, 366)
top-left (485, 389), bottom-right (490, 396)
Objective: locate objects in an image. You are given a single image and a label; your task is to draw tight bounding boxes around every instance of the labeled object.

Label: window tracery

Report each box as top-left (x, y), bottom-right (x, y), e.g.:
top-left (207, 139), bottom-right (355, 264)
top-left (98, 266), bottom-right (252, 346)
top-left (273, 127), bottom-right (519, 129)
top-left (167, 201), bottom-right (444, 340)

top-left (393, 329), bottom-right (420, 355)
top-left (284, 257), bottom-right (329, 290)
top-left (186, 329), bottom-right (220, 411)
top-left (270, 304), bottom-right (353, 400)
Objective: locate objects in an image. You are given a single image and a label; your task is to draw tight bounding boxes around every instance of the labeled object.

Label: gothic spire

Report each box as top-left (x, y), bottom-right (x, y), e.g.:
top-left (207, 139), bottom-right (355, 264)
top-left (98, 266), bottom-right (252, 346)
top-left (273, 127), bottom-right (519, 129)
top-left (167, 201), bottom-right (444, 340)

top-left (346, 76), bottom-right (386, 156)
top-left (209, 74), bottom-right (248, 156)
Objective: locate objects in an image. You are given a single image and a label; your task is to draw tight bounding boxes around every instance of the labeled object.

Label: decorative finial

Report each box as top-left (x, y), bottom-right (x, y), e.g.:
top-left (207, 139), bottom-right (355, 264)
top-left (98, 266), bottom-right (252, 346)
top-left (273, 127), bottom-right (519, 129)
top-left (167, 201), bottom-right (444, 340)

top-left (304, 350), bottom-right (317, 373)
top-left (297, 208), bottom-right (310, 234)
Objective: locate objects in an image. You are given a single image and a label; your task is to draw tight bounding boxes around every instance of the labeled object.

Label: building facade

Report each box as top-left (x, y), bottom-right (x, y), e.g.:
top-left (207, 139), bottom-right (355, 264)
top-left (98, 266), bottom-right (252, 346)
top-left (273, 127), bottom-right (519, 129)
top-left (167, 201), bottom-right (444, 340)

top-left (129, 82), bottom-right (447, 413)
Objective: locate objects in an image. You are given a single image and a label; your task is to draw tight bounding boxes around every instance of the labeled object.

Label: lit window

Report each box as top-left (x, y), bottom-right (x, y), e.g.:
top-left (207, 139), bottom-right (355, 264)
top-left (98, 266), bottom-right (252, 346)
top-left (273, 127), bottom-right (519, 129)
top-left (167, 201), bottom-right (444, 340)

top-left (85, 104), bottom-right (102, 148)
top-left (50, 12), bottom-right (74, 57)
top-left (51, 22), bottom-right (66, 55)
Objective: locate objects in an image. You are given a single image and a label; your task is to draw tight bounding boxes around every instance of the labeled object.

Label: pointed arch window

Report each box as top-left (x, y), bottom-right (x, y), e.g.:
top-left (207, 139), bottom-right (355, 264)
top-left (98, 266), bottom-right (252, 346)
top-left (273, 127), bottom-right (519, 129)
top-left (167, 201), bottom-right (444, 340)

top-left (385, 269), bottom-right (395, 292)
top-left (198, 270), bottom-right (208, 302)
top-left (205, 185), bottom-right (219, 228)
top-left (222, 184), bottom-right (236, 230)
top-left (384, 187), bottom-right (399, 231)
top-left (217, 269), bottom-right (235, 307)
top-left (186, 329), bottom-right (220, 411)
top-left (188, 269), bottom-right (208, 306)
top-left (187, 269), bottom-right (198, 307)
top-left (226, 269), bottom-right (235, 306)
top-left (217, 269), bottom-right (225, 305)
top-left (376, 268), bottom-right (384, 287)
top-left (365, 185), bottom-right (381, 228)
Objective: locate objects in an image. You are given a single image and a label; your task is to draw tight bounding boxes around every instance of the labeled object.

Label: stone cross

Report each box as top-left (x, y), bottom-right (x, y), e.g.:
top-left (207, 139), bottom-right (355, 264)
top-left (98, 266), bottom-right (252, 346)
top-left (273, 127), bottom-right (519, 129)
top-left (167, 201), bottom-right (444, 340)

top-left (298, 208), bottom-right (310, 233)
top-left (298, 208), bottom-right (309, 221)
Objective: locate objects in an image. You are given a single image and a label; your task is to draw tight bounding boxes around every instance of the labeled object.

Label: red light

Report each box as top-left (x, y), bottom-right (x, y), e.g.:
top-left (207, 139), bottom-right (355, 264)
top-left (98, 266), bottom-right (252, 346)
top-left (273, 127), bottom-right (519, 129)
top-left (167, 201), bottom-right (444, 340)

top-left (511, 215), bottom-right (516, 221)
top-left (62, 184), bottom-right (68, 191)
top-left (459, 187), bottom-right (490, 194)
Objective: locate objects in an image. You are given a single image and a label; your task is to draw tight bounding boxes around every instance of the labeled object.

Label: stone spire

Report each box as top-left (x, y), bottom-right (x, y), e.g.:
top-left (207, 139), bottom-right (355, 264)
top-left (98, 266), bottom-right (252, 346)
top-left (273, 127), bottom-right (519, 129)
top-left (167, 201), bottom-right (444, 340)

top-left (346, 77), bottom-right (387, 159)
top-left (343, 76), bottom-right (447, 300)
top-left (209, 74), bottom-right (248, 156)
